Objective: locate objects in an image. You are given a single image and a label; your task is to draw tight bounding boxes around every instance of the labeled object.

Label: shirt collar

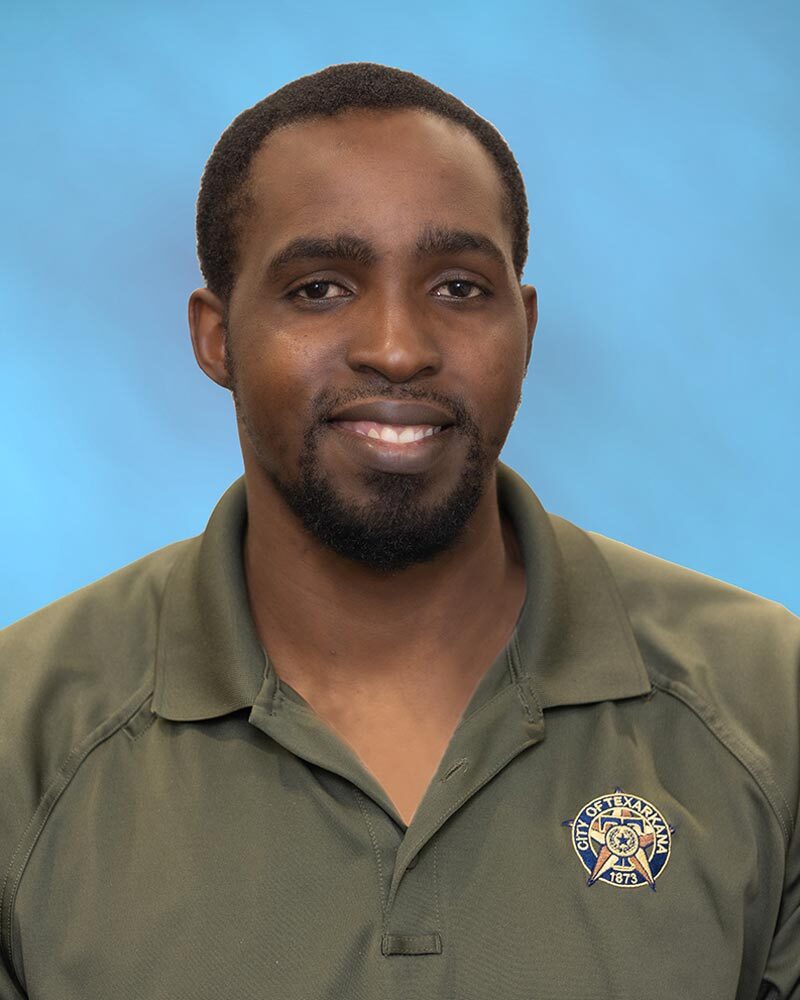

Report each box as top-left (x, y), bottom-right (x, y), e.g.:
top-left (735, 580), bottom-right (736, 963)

top-left (497, 463), bottom-right (650, 707)
top-left (152, 462), bottom-right (650, 721)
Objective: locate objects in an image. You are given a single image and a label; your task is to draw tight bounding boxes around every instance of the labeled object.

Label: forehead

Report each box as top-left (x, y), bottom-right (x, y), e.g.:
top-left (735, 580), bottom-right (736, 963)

top-left (239, 108), bottom-right (511, 264)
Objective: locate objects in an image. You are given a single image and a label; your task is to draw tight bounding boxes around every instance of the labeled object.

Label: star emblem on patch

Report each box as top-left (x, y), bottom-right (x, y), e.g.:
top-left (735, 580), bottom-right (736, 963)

top-left (562, 788), bottom-right (675, 890)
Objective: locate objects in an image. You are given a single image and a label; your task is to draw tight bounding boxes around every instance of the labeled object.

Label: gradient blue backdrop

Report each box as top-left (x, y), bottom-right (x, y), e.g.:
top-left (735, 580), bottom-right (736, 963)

top-left (3, 1), bottom-right (798, 626)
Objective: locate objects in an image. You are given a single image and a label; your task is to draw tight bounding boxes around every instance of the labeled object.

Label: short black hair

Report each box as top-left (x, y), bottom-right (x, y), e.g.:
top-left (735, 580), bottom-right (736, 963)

top-left (196, 62), bottom-right (530, 305)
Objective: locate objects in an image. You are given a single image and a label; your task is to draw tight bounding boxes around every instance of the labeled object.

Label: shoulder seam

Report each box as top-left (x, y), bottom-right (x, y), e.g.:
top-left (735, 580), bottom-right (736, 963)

top-left (581, 527), bottom-right (794, 845)
top-left (0, 681), bottom-right (154, 984)
top-left (651, 671), bottom-right (793, 844)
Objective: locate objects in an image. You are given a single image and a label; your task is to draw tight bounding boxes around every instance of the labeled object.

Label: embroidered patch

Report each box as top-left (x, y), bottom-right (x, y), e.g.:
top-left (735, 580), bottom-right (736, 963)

top-left (563, 788), bottom-right (675, 890)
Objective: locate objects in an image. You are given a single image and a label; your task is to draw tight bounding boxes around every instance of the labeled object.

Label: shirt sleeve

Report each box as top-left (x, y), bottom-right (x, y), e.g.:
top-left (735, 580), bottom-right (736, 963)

top-left (759, 786), bottom-right (800, 997)
top-left (0, 955), bottom-right (26, 999)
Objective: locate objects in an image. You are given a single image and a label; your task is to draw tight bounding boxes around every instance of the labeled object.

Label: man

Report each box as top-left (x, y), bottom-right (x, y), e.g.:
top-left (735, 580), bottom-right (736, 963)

top-left (0, 62), bottom-right (797, 999)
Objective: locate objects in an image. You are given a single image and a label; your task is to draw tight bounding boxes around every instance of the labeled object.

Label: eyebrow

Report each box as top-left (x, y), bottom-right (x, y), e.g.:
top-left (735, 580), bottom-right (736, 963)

top-left (265, 226), bottom-right (508, 280)
top-left (414, 226), bottom-right (507, 269)
top-left (266, 233), bottom-right (378, 280)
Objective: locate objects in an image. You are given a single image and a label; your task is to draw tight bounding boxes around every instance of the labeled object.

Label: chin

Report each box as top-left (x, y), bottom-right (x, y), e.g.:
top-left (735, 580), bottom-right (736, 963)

top-left (267, 438), bottom-right (490, 570)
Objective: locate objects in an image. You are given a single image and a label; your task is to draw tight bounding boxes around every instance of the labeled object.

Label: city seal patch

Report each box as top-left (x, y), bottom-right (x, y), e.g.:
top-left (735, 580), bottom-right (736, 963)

top-left (563, 788), bottom-right (675, 890)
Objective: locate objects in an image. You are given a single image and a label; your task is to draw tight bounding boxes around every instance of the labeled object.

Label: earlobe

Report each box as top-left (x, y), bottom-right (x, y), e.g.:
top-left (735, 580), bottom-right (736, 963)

top-left (188, 288), bottom-right (232, 390)
top-left (521, 284), bottom-right (538, 369)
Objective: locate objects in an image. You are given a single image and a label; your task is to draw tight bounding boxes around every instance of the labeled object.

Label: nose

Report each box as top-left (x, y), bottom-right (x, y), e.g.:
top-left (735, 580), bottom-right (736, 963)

top-left (345, 290), bottom-right (441, 383)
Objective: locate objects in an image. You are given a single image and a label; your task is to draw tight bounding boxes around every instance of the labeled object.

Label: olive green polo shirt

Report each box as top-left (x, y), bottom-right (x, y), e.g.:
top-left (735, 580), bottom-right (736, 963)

top-left (1, 463), bottom-right (798, 999)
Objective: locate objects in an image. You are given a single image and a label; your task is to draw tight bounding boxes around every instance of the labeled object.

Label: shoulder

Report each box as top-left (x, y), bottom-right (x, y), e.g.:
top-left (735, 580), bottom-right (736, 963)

top-left (584, 527), bottom-right (800, 838)
top-left (584, 528), bottom-right (800, 682)
top-left (0, 537), bottom-right (194, 861)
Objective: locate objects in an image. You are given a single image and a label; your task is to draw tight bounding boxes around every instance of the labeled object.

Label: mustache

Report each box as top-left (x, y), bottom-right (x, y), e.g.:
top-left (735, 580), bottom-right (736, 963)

top-left (310, 383), bottom-right (476, 431)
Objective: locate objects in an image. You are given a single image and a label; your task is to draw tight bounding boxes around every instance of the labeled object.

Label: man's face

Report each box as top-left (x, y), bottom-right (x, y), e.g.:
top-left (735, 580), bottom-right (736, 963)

top-left (202, 108), bottom-right (536, 571)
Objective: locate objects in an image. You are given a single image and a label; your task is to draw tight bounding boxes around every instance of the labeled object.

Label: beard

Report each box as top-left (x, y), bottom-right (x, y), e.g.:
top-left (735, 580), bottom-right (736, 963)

top-left (227, 345), bottom-right (506, 573)
top-left (282, 416), bottom-right (490, 573)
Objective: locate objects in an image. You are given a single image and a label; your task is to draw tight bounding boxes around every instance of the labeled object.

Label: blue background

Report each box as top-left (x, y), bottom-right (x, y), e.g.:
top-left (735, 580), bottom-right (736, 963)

top-left (3, 1), bottom-right (798, 626)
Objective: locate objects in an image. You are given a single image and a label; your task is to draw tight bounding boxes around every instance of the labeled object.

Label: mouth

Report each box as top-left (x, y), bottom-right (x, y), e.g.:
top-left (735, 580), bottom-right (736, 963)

top-left (327, 419), bottom-right (447, 446)
top-left (322, 398), bottom-right (458, 473)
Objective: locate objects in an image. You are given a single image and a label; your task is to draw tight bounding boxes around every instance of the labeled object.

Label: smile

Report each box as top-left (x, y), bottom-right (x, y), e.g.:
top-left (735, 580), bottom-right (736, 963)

top-left (325, 418), bottom-right (455, 474)
top-left (325, 398), bottom-right (455, 434)
top-left (329, 420), bottom-right (443, 445)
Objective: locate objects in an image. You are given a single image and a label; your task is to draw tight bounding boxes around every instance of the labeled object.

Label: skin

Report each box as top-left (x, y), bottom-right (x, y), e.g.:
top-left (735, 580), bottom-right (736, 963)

top-left (189, 108), bottom-right (538, 824)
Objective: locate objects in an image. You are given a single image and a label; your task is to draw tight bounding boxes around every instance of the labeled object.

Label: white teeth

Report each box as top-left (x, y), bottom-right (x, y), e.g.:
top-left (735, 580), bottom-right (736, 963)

top-left (349, 423), bottom-right (445, 442)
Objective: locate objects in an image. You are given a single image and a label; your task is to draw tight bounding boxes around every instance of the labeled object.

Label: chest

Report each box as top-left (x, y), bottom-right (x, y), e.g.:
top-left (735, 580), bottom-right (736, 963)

top-left (309, 695), bottom-right (468, 826)
top-left (15, 694), bottom-right (781, 1000)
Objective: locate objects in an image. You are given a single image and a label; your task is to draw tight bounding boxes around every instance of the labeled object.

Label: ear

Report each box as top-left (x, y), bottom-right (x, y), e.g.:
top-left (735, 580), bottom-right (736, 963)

top-left (521, 284), bottom-right (538, 370)
top-left (188, 288), bottom-right (232, 389)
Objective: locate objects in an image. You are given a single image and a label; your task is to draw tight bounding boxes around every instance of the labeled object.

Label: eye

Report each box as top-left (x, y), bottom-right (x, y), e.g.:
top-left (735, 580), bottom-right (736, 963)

top-left (288, 280), bottom-right (352, 302)
top-left (432, 279), bottom-right (488, 300)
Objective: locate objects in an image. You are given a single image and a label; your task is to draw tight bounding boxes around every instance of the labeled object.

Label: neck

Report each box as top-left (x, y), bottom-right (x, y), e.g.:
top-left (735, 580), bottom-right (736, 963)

top-left (241, 461), bottom-right (526, 699)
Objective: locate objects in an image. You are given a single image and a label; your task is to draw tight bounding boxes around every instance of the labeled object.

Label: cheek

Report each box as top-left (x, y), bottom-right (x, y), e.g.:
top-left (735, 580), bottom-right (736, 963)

top-left (232, 330), bottom-right (330, 462)
top-left (236, 325), bottom-right (328, 406)
top-left (472, 353), bottom-right (527, 452)
top-left (470, 331), bottom-right (527, 415)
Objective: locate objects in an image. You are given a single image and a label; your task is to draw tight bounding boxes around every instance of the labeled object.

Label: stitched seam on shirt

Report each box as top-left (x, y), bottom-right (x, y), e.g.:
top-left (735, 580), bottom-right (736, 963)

top-left (459, 637), bottom-right (536, 726)
top-left (125, 712), bottom-right (157, 743)
top-left (122, 699), bottom-right (157, 742)
top-left (583, 530), bottom-right (792, 841)
top-left (460, 664), bottom-right (541, 728)
top-left (461, 682), bottom-right (513, 721)
top-left (400, 739), bottom-right (540, 884)
top-left (353, 788), bottom-right (388, 924)
top-left (507, 638), bottom-right (521, 684)
top-left (432, 841), bottom-right (442, 928)
top-left (651, 674), bottom-right (792, 844)
top-left (271, 670), bottom-right (284, 717)
top-left (509, 633), bottom-right (543, 721)
top-left (510, 638), bottom-right (541, 722)
top-left (0, 681), bottom-right (154, 982)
